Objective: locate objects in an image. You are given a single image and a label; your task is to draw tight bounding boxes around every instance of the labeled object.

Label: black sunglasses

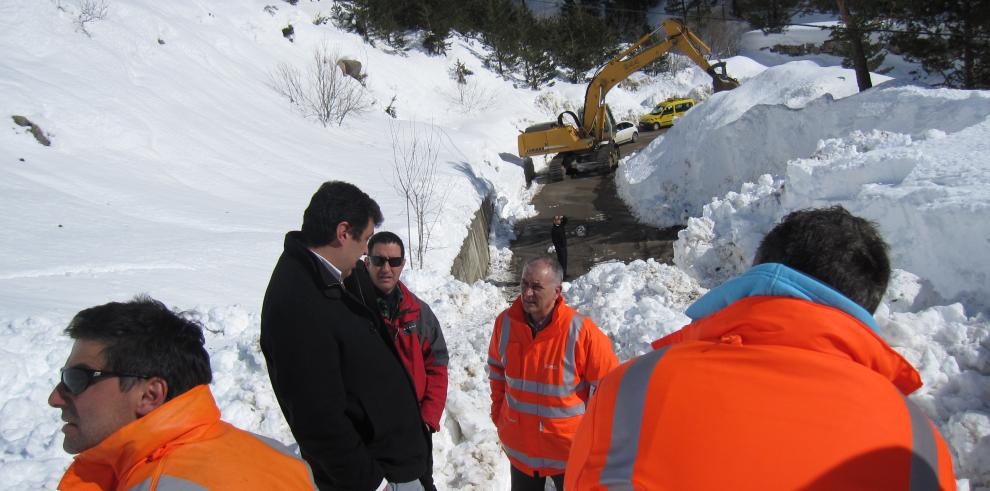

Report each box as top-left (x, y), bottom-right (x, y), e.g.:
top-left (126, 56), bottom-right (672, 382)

top-left (59, 367), bottom-right (150, 395)
top-left (368, 255), bottom-right (403, 267)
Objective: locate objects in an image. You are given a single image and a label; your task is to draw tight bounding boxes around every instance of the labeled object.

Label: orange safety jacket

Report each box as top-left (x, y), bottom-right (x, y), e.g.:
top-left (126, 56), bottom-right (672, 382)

top-left (58, 385), bottom-right (315, 491)
top-left (566, 279), bottom-right (957, 490)
top-left (488, 296), bottom-right (618, 477)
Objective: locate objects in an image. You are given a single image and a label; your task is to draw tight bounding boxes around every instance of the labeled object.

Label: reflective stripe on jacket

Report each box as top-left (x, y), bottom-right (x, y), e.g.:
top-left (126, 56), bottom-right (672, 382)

top-left (58, 385), bottom-right (315, 491)
top-left (488, 296), bottom-right (618, 476)
top-left (566, 264), bottom-right (956, 491)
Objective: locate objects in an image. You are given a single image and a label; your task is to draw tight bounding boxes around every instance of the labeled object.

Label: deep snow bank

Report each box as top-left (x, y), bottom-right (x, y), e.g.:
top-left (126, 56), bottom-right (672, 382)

top-left (641, 73), bottom-right (990, 486)
top-left (669, 90), bottom-right (990, 311)
top-left (617, 62), bottom-right (897, 230)
top-left (563, 259), bottom-right (704, 360)
top-left (620, 62), bottom-right (990, 310)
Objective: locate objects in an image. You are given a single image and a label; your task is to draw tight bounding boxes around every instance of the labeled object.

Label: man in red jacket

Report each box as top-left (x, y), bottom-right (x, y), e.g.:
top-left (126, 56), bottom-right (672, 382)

top-left (365, 231), bottom-right (449, 491)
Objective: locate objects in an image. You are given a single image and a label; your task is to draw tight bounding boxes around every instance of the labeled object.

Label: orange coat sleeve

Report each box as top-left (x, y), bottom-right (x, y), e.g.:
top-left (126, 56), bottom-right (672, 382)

top-left (487, 314), bottom-right (506, 425)
top-left (578, 318), bottom-right (619, 393)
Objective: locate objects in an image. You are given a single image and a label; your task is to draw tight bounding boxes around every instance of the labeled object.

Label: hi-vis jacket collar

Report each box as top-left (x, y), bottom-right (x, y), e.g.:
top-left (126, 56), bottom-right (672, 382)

top-left (686, 262), bottom-right (881, 335)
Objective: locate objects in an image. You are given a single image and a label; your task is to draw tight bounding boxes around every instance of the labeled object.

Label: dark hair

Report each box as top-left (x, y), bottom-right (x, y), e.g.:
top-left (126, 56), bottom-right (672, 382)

top-left (368, 231), bottom-right (404, 258)
top-left (65, 296), bottom-right (212, 401)
top-left (754, 206), bottom-right (891, 313)
top-left (302, 181), bottom-right (384, 247)
top-left (523, 255), bottom-right (564, 284)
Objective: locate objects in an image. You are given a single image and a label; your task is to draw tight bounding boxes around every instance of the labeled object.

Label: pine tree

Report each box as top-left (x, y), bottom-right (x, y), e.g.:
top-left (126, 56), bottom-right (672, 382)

top-left (553, 4), bottom-right (602, 82)
top-left (734, 0), bottom-right (801, 33)
top-left (478, 0), bottom-right (520, 77)
top-left (518, 14), bottom-right (558, 89)
top-left (889, 0), bottom-right (990, 89)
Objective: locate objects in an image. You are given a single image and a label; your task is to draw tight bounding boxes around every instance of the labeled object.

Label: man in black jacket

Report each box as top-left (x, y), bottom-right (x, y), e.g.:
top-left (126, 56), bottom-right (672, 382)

top-left (551, 215), bottom-right (568, 279)
top-left (261, 181), bottom-right (429, 490)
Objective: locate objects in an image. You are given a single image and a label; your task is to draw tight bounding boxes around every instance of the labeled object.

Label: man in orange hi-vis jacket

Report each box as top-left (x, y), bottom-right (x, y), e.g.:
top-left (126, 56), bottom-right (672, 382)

top-left (489, 256), bottom-right (618, 491)
top-left (565, 206), bottom-right (957, 491)
top-left (49, 296), bottom-right (315, 491)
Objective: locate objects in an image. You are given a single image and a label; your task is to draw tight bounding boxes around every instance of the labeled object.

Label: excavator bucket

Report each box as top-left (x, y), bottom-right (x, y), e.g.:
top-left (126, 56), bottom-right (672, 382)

top-left (709, 61), bottom-right (740, 93)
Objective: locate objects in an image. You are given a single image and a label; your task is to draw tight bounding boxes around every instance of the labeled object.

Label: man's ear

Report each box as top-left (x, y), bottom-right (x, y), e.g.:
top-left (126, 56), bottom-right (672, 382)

top-left (335, 221), bottom-right (350, 244)
top-left (135, 377), bottom-right (168, 417)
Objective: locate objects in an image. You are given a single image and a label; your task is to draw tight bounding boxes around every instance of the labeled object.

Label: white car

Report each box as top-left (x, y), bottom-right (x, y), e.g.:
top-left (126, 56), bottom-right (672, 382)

top-left (614, 121), bottom-right (639, 145)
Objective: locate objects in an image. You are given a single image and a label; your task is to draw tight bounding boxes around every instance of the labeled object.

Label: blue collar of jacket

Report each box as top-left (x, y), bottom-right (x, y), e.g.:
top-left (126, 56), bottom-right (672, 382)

top-left (685, 263), bottom-right (881, 335)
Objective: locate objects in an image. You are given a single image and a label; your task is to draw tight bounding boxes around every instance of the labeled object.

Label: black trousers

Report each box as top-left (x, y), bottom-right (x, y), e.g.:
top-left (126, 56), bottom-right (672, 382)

top-left (553, 242), bottom-right (567, 277)
top-left (510, 465), bottom-right (564, 491)
top-left (420, 428), bottom-right (436, 491)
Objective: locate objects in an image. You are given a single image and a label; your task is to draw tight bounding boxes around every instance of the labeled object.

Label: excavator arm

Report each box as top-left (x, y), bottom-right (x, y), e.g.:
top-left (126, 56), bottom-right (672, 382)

top-left (518, 19), bottom-right (739, 159)
top-left (580, 19), bottom-right (740, 141)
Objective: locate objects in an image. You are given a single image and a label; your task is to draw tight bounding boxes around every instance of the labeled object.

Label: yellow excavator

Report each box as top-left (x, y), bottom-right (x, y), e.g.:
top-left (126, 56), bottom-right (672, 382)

top-left (519, 19), bottom-right (739, 182)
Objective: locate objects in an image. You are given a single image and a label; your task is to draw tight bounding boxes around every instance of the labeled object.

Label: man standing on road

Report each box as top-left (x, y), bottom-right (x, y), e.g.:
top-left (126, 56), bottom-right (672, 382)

top-left (488, 256), bottom-right (618, 490)
top-left (261, 181), bottom-right (429, 490)
top-left (50, 296), bottom-right (315, 490)
top-left (365, 231), bottom-right (449, 491)
top-left (551, 215), bottom-right (568, 279)
top-left (565, 206), bottom-right (957, 490)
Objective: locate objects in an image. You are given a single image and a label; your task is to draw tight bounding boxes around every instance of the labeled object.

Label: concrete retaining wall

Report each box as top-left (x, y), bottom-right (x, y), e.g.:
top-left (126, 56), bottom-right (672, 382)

top-left (450, 196), bottom-right (494, 283)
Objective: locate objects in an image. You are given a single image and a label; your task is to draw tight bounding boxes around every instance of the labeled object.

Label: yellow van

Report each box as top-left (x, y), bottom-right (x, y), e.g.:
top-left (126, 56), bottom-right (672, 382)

top-left (639, 98), bottom-right (695, 131)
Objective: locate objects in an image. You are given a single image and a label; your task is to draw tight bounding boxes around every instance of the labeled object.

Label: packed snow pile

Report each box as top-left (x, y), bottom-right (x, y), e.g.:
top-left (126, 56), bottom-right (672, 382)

top-left (617, 62), bottom-right (990, 487)
top-left (660, 85), bottom-right (990, 311)
top-left (564, 259), bottom-right (704, 360)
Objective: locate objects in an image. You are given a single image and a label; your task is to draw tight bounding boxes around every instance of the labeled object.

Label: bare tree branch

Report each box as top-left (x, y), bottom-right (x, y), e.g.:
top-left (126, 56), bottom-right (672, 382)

top-left (269, 44), bottom-right (372, 126)
top-left (388, 120), bottom-right (449, 268)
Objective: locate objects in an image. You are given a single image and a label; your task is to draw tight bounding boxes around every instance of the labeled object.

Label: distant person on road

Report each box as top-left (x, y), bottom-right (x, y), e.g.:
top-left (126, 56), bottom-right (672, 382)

top-left (261, 181), bottom-right (429, 490)
top-left (488, 256), bottom-right (618, 490)
top-left (551, 215), bottom-right (568, 279)
top-left (565, 206), bottom-right (957, 490)
top-left (365, 231), bottom-right (449, 491)
top-left (49, 296), bottom-right (314, 491)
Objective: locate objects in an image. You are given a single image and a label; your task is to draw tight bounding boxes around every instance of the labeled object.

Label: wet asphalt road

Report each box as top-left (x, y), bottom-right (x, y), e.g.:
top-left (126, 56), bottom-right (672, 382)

top-left (503, 128), bottom-right (685, 287)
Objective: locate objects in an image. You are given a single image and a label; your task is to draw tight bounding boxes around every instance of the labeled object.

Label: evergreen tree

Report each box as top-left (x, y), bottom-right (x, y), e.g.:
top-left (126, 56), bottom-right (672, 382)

top-left (807, 0), bottom-right (894, 91)
top-left (603, 0), bottom-right (657, 43)
top-left (517, 14), bottom-right (558, 89)
top-left (552, 3), bottom-right (612, 83)
top-left (735, 0), bottom-right (801, 32)
top-left (478, 0), bottom-right (520, 77)
top-left (330, 1), bottom-right (374, 43)
top-left (889, 0), bottom-right (990, 89)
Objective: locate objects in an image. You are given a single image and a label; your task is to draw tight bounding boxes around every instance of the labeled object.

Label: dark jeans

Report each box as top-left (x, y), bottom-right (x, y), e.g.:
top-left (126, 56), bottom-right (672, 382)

top-left (553, 242), bottom-right (567, 277)
top-left (419, 428), bottom-right (436, 491)
top-left (510, 465), bottom-right (564, 491)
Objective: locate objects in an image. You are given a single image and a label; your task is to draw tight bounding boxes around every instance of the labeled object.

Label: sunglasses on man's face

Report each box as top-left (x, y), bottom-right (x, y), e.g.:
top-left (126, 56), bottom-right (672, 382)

top-left (368, 255), bottom-right (403, 268)
top-left (59, 367), bottom-right (150, 396)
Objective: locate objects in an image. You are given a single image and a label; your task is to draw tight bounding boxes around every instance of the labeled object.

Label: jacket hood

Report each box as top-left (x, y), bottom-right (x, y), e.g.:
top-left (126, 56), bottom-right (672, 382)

top-left (686, 263), bottom-right (880, 333)
top-left (654, 264), bottom-right (922, 395)
top-left (59, 385), bottom-right (221, 490)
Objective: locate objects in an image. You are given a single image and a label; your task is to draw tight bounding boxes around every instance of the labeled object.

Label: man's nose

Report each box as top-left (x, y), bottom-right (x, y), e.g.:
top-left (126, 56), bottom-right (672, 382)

top-left (48, 384), bottom-right (67, 408)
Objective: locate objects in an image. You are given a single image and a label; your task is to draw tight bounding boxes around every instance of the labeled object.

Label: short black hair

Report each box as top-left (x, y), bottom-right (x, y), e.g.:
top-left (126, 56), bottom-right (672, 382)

top-left (302, 181), bottom-right (384, 247)
top-left (754, 206), bottom-right (891, 313)
top-left (368, 231), bottom-right (404, 258)
top-left (65, 296), bottom-right (212, 401)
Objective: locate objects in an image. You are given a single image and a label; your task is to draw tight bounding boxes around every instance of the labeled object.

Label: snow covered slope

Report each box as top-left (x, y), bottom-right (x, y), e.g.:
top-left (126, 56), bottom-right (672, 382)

top-left (3, 1), bottom-right (988, 489)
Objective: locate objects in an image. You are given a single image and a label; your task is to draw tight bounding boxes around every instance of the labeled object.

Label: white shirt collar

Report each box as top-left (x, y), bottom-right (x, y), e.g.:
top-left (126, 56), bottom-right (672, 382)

top-left (308, 249), bottom-right (343, 283)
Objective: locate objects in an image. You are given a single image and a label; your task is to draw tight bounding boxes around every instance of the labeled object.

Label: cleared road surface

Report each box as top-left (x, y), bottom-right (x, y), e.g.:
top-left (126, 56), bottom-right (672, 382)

top-left (505, 128), bottom-right (684, 285)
